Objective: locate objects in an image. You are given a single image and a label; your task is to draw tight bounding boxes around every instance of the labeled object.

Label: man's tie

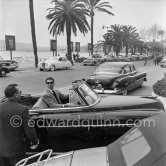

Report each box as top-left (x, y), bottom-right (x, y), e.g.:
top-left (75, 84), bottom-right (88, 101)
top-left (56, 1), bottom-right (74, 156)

top-left (52, 90), bottom-right (61, 104)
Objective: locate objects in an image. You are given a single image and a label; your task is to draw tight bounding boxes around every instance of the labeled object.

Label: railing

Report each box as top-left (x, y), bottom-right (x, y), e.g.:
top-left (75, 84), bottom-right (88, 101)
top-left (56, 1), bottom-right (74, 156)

top-left (16, 149), bottom-right (53, 166)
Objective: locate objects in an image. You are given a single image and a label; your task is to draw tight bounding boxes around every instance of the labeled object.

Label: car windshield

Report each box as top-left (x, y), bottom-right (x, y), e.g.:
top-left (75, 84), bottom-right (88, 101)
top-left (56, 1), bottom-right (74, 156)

top-left (48, 57), bottom-right (59, 61)
top-left (95, 66), bottom-right (121, 74)
top-left (78, 83), bottom-right (99, 105)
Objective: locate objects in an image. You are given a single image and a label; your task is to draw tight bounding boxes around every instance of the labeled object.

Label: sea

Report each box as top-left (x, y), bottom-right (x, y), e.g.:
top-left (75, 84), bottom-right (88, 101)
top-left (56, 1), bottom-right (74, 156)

top-left (0, 50), bottom-right (105, 62)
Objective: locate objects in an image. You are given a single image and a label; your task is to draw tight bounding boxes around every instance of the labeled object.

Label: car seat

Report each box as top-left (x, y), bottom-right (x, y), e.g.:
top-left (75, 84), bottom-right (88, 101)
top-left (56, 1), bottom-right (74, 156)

top-left (32, 97), bottom-right (49, 109)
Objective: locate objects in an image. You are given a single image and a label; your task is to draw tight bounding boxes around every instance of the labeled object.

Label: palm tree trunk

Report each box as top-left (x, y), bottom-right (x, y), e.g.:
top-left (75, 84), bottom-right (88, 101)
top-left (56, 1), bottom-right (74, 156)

top-left (125, 44), bottom-right (128, 56)
top-left (66, 23), bottom-right (73, 65)
top-left (91, 11), bottom-right (94, 55)
top-left (29, 0), bottom-right (38, 68)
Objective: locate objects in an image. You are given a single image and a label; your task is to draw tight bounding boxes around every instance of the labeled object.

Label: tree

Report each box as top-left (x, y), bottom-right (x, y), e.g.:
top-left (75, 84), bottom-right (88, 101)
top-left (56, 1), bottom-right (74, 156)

top-left (158, 30), bottom-right (165, 46)
top-left (122, 25), bottom-right (137, 56)
top-left (85, 0), bottom-right (114, 55)
top-left (46, 0), bottom-right (90, 65)
top-left (103, 24), bottom-right (123, 56)
top-left (29, 0), bottom-right (38, 68)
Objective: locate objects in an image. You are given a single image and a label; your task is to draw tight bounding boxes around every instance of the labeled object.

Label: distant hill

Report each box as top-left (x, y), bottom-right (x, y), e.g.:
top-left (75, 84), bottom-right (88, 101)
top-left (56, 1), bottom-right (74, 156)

top-left (0, 40), bottom-right (50, 51)
top-left (0, 40), bottom-right (102, 53)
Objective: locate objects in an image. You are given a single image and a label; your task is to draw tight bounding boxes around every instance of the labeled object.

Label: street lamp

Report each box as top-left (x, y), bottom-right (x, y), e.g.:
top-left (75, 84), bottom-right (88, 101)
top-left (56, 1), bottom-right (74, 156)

top-left (102, 25), bottom-right (111, 55)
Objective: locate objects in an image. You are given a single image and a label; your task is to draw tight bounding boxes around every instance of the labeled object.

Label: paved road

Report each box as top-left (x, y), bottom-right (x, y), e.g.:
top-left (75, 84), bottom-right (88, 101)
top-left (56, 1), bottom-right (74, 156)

top-left (0, 60), bottom-right (165, 97)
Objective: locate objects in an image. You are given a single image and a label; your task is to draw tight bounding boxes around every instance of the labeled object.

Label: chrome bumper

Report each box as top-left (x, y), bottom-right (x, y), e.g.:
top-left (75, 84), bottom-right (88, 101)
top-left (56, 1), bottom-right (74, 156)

top-left (94, 89), bottom-right (118, 94)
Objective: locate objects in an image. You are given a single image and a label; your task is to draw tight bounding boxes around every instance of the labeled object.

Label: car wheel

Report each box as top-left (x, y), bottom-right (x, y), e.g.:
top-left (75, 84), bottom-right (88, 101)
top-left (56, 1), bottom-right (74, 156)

top-left (40, 68), bottom-right (44, 71)
top-left (50, 65), bottom-right (56, 71)
top-left (84, 64), bottom-right (86, 66)
top-left (122, 90), bottom-right (128, 96)
top-left (140, 82), bottom-right (144, 88)
top-left (0, 70), bottom-right (6, 77)
top-left (161, 65), bottom-right (163, 67)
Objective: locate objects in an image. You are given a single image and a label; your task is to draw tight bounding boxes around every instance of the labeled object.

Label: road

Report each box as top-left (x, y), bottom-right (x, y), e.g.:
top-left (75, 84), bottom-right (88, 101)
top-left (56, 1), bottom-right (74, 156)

top-left (1, 60), bottom-right (166, 152)
top-left (0, 60), bottom-right (165, 97)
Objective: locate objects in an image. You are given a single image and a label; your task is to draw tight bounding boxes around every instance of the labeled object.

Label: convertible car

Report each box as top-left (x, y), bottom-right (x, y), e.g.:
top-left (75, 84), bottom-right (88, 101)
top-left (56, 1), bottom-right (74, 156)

top-left (86, 62), bottom-right (147, 95)
top-left (16, 114), bottom-right (166, 166)
top-left (38, 57), bottom-right (72, 71)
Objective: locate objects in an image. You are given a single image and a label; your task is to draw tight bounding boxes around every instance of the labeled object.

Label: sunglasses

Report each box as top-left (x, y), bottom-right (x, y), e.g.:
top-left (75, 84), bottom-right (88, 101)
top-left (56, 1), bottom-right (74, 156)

top-left (46, 82), bottom-right (54, 84)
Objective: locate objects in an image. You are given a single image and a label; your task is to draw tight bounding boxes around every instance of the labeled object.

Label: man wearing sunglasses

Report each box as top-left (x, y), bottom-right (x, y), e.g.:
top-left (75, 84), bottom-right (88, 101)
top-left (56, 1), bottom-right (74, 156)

top-left (42, 77), bottom-right (69, 108)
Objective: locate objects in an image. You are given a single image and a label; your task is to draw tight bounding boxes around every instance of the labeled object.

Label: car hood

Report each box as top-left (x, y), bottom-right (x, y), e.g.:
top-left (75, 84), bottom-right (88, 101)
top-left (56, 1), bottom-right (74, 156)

top-left (49, 147), bottom-right (107, 166)
top-left (94, 95), bottom-right (164, 111)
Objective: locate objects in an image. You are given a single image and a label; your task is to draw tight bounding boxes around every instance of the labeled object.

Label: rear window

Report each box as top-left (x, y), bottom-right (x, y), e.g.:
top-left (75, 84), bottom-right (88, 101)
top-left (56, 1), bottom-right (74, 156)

top-left (119, 128), bottom-right (151, 166)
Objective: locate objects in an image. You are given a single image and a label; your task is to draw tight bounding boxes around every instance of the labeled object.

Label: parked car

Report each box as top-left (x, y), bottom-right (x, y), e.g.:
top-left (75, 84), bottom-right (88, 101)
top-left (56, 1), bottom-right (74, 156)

top-left (106, 56), bottom-right (130, 62)
top-left (160, 57), bottom-right (166, 67)
top-left (16, 113), bottom-right (166, 166)
top-left (0, 60), bottom-right (19, 70)
top-left (38, 57), bottom-right (72, 71)
top-left (83, 54), bottom-right (105, 66)
top-left (0, 63), bottom-right (10, 77)
top-left (92, 53), bottom-right (106, 62)
top-left (83, 57), bottom-right (101, 66)
top-left (86, 62), bottom-right (147, 95)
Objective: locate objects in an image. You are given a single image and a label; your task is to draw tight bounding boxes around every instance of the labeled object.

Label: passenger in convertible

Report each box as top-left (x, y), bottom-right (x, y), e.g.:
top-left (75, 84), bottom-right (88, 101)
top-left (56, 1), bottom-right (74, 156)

top-left (42, 77), bottom-right (70, 108)
top-left (33, 77), bottom-right (70, 109)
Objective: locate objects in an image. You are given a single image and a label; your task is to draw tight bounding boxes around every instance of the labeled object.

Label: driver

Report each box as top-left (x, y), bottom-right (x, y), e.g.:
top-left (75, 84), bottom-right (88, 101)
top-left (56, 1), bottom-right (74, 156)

top-left (42, 77), bottom-right (70, 108)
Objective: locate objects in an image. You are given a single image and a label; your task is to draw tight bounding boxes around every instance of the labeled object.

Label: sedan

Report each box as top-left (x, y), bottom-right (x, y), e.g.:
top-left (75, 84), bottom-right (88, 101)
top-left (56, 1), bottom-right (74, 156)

top-left (0, 60), bottom-right (19, 70)
top-left (16, 113), bottom-right (166, 166)
top-left (86, 62), bottom-right (147, 95)
top-left (0, 64), bottom-right (10, 77)
top-left (160, 57), bottom-right (166, 67)
top-left (38, 57), bottom-right (72, 71)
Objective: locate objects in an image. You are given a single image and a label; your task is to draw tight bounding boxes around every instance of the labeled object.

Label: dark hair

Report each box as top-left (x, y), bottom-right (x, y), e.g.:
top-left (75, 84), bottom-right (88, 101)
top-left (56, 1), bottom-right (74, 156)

top-left (4, 84), bottom-right (18, 98)
top-left (45, 77), bottom-right (54, 83)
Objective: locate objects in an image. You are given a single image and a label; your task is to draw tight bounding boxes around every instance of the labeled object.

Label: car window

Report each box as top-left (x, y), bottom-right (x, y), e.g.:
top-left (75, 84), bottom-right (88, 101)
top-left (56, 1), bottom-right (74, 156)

top-left (130, 65), bottom-right (136, 72)
top-left (58, 57), bottom-right (62, 61)
top-left (69, 89), bottom-right (86, 106)
top-left (78, 84), bottom-right (99, 105)
top-left (62, 57), bottom-right (67, 61)
top-left (123, 65), bottom-right (130, 73)
top-left (119, 128), bottom-right (151, 166)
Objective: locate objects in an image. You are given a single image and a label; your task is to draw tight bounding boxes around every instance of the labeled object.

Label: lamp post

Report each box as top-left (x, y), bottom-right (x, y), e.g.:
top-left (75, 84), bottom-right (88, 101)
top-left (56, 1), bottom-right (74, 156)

top-left (103, 25), bottom-right (111, 55)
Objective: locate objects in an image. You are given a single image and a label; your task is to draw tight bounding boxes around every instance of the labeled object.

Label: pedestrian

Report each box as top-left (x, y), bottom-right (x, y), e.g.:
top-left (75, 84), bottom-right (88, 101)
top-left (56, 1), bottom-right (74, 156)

top-left (0, 84), bottom-right (39, 166)
top-left (42, 77), bottom-right (70, 108)
top-left (144, 58), bottom-right (147, 65)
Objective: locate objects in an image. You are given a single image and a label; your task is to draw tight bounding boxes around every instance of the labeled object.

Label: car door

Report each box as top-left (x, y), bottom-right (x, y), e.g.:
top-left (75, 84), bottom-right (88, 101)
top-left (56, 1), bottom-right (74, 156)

top-left (62, 57), bottom-right (70, 68)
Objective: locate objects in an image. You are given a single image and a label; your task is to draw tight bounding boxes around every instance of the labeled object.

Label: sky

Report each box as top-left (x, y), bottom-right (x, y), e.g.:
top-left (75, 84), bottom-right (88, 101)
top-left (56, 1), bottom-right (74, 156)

top-left (0, 0), bottom-right (166, 47)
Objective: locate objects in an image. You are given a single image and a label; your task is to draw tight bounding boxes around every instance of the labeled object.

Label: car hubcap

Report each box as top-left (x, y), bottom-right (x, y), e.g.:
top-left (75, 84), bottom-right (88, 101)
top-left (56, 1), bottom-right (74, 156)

top-left (51, 66), bottom-right (55, 71)
top-left (123, 90), bottom-right (127, 95)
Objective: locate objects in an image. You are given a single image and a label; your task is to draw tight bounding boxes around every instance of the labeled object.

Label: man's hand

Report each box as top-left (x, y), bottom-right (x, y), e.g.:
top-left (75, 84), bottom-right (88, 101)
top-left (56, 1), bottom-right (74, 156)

top-left (30, 139), bottom-right (39, 150)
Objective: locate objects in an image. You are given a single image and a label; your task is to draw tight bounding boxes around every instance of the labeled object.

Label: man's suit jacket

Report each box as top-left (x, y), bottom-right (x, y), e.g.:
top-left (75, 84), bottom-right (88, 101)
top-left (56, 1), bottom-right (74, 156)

top-left (42, 88), bottom-right (69, 108)
top-left (0, 99), bottom-right (38, 158)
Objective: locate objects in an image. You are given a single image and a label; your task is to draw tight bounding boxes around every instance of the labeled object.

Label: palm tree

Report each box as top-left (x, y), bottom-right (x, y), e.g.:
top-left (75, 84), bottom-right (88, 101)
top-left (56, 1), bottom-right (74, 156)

top-left (29, 0), bottom-right (38, 68)
top-left (46, 0), bottom-right (90, 64)
top-left (85, 0), bottom-right (114, 55)
top-left (122, 25), bottom-right (137, 56)
top-left (103, 24), bottom-right (123, 56)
